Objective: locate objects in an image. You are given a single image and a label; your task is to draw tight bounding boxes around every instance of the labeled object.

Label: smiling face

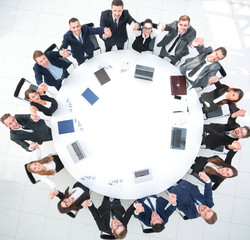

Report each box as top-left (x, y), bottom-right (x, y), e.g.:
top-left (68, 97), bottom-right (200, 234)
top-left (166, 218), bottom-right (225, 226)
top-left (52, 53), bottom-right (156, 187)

top-left (30, 162), bottom-right (43, 172)
top-left (199, 205), bottom-right (213, 220)
top-left (218, 167), bottom-right (233, 177)
top-left (226, 90), bottom-right (239, 101)
top-left (142, 23), bottom-right (153, 37)
top-left (111, 5), bottom-right (123, 19)
top-left (3, 116), bottom-right (20, 130)
top-left (61, 198), bottom-right (74, 208)
top-left (178, 20), bottom-right (190, 35)
top-left (150, 211), bottom-right (163, 226)
top-left (231, 127), bottom-right (247, 139)
top-left (111, 219), bottom-right (124, 234)
top-left (27, 92), bottom-right (41, 102)
top-left (69, 20), bottom-right (81, 36)
top-left (207, 49), bottom-right (224, 62)
top-left (35, 54), bottom-right (49, 67)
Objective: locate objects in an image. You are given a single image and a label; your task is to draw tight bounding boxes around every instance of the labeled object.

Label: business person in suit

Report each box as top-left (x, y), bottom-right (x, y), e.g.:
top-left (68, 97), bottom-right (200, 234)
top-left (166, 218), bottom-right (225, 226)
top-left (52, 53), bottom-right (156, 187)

top-left (200, 81), bottom-right (243, 113)
top-left (100, 0), bottom-right (139, 52)
top-left (168, 172), bottom-right (217, 224)
top-left (59, 17), bottom-right (111, 65)
top-left (49, 181), bottom-right (90, 218)
top-left (191, 150), bottom-right (238, 190)
top-left (33, 50), bottom-right (71, 91)
top-left (1, 113), bottom-right (52, 152)
top-left (202, 109), bottom-right (250, 150)
top-left (180, 37), bottom-right (227, 88)
top-left (84, 196), bottom-right (135, 239)
top-left (133, 195), bottom-right (176, 232)
top-left (157, 15), bottom-right (196, 65)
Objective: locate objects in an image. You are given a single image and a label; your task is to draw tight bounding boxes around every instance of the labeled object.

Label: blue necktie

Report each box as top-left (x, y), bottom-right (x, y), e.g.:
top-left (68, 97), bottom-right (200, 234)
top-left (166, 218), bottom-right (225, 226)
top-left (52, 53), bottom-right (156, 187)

top-left (78, 35), bottom-right (83, 44)
top-left (147, 198), bottom-right (155, 211)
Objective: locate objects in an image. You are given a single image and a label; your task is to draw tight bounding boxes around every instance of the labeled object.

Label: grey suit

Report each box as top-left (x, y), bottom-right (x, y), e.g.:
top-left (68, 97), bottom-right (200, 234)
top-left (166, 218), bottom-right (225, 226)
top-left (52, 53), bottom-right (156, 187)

top-left (180, 45), bottom-right (221, 88)
top-left (157, 21), bottom-right (196, 65)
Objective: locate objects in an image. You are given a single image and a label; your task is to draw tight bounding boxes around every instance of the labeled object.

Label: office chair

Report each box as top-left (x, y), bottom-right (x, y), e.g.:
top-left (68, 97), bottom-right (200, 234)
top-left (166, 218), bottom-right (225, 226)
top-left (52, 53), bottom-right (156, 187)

top-left (100, 232), bottom-right (116, 239)
top-left (140, 222), bottom-right (154, 233)
top-left (86, 23), bottom-right (102, 54)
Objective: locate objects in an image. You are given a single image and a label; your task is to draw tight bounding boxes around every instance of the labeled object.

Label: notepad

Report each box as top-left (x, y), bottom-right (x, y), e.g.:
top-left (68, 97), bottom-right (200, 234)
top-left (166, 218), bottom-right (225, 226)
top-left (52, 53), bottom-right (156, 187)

top-left (94, 68), bottom-right (111, 85)
top-left (81, 88), bottom-right (99, 105)
top-left (57, 119), bottom-right (75, 134)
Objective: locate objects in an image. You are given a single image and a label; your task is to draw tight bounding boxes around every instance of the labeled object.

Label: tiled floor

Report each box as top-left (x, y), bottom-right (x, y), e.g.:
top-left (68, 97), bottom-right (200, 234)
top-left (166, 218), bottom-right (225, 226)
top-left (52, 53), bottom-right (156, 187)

top-left (0, 0), bottom-right (250, 239)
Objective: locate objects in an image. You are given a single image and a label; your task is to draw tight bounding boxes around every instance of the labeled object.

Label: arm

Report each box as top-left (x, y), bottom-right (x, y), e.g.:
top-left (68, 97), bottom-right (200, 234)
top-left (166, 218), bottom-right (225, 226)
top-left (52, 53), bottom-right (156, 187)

top-left (40, 175), bottom-right (56, 190)
top-left (29, 106), bottom-right (39, 117)
top-left (123, 202), bottom-right (136, 226)
top-left (224, 150), bottom-right (237, 165)
top-left (33, 65), bottom-right (43, 86)
top-left (88, 202), bottom-right (103, 231)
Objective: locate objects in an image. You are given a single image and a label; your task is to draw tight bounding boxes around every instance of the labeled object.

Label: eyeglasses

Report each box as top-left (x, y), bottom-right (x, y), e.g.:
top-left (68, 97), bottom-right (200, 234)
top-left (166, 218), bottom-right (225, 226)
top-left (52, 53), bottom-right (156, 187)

top-left (62, 200), bottom-right (69, 207)
top-left (113, 223), bottom-right (123, 231)
top-left (239, 128), bottom-right (244, 137)
top-left (143, 27), bottom-right (152, 31)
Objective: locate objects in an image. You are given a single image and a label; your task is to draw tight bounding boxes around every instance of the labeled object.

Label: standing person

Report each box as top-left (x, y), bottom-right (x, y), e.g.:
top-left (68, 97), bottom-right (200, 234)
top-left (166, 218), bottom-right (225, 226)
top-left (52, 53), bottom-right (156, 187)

top-left (133, 195), bottom-right (176, 232)
top-left (180, 37), bottom-right (227, 88)
top-left (33, 50), bottom-right (71, 91)
top-left (132, 19), bottom-right (161, 53)
top-left (168, 172), bottom-right (217, 224)
top-left (84, 196), bottom-right (136, 239)
top-left (157, 15), bottom-right (196, 65)
top-left (59, 18), bottom-right (111, 65)
top-left (1, 113), bottom-right (52, 152)
top-left (100, 0), bottom-right (139, 52)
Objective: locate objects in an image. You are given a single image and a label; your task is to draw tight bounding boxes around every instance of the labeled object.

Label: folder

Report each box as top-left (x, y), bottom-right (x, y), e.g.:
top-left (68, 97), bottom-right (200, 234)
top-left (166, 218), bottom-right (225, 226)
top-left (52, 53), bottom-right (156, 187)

top-left (57, 119), bottom-right (75, 134)
top-left (81, 88), bottom-right (99, 105)
top-left (94, 68), bottom-right (111, 85)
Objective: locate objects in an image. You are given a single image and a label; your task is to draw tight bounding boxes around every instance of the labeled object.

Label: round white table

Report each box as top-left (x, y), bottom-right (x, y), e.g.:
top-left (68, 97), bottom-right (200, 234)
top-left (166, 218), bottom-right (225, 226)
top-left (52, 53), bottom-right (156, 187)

top-left (51, 50), bottom-right (203, 199)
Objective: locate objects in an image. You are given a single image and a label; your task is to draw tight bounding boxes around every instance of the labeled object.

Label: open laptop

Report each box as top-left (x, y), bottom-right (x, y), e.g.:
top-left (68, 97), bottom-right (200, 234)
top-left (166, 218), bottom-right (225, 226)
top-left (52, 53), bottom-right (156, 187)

top-left (67, 140), bottom-right (86, 163)
top-left (134, 64), bottom-right (154, 81)
top-left (170, 75), bottom-right (187, 95)
top-left (133, 168), bottom-right (152, 183)
top-left (170, 127), bottom-right (187, 150)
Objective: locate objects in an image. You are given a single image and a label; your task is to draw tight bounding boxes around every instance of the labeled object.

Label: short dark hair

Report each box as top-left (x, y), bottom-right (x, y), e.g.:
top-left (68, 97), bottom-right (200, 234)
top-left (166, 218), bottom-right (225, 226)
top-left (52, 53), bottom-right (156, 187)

top-left (179, 15), bottom-right (190, 24)
top-left (152, 222), bottom-right (165, 232)
top-left (243, 126), bottom-right (250, 138)
top-left (112, 0), bottom-right (123, 7)
top-left (113, 227), bottom-right (127, 239)
top-left (205, 211), bottom-right (217, 224)
top-left (69, 17), bottom-right (79, 25)
top-left (25, 88), bottom-right (36, 100)
top-left (142, 18), bottom-right (153, 26)
top-left (214, 47), bottom-right (227, 59)
top-left (1, 113), bottom-right (11, 125)
top-left (33, 50), bottom-right (44, 61)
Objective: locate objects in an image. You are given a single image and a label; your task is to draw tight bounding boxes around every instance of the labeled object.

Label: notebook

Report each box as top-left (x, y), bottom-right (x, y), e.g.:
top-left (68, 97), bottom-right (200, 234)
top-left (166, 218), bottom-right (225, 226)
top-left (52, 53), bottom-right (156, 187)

top-left (133, 168), bottom-right (152, 183)
top-left (67, 140), bottom-right (86, 163)
top-left (81, 88), bottom-right (99, 105)
top-left (170, 127), bottom-right (187, 150)
top-left (57, 119), bottom-right (75, 134)
top-left (134, 64), bottom-right (154, 81)
top-left (94, 68), bottom-right (111, 85)
top-left (170, 75), bottom-right (187, 95)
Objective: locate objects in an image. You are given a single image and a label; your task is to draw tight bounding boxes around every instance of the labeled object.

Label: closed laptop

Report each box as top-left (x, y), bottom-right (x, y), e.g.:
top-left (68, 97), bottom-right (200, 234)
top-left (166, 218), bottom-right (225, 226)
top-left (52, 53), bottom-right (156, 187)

top-left (67, 140), bottom-right (86, 163)
top-left (134, 64), bottom-right (154, 81)
top-left (170, 127), bottom-right (187, 150)
top-left (170, 75), bottom-right (187, 95)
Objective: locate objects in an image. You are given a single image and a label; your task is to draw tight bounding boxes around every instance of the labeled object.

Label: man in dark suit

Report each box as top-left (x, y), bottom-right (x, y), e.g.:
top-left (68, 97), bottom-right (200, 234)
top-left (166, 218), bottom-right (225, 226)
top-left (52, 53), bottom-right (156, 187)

top-left (157, 15), bottom-right (196, 65)
top-left (168, 172), bottom-right (217, 224)
top-left (1, 113), bottom-right (52, 152)
top-left (59, 18), bottom-right (111, 65)
top-left (180, 37), bottom-right (227, 88)
top-left (202, 109), bottom-right (250, 150)
top-left (84, 196), bottom-right (135, 239)
top-left (33, 50), bottom-right (71, 91)
top-left (100, 0), bottom-right (139, 52)
top-left (133, 195), bottom-right (176, 232)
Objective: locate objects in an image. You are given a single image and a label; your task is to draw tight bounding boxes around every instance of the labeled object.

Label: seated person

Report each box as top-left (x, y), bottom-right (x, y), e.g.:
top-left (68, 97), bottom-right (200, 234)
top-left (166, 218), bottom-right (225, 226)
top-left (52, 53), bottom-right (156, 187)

top-left (191, 150), bottom-right (238, 190)
top-left (59, 17), bottom-right (111, 65)
top-left (132, 19), bottom-right (160, 53)
top-left (84, 196), bottom-right (135, 239)
top-left (168, 172), bottom-right (217, 224)
top-left (180, 37), bottom-right (227, 88)
top-left (200, 81), bottom-right (243, 113)
top-left (202, 109), bottom-right (250, 150)
top-left (25, 86), bottom-right (58, 117)
top-left (50, 181), bottom-right (90, 218)
top-left (133, 194), bottom-right (176, 232)
top-left (157, 15), bottom-right (196, 65)
top-left (1, 113), bottom-right (52, 152)
top-left (26, 151), bottom-right (64, 192)
top-left (33, 50), bottom-right (71, 91)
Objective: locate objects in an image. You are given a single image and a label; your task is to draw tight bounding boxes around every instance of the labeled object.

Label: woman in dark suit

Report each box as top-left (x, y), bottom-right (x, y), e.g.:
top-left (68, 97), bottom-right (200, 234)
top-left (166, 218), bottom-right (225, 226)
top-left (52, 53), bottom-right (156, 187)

top-left (191, 151), bottom-right (238, 190)
top-left (25, 88), bottom-right (58, 117)
top-left (200, 81), bottom-right (243, 113)
top-left (50, 182), bottom-right (90, 217)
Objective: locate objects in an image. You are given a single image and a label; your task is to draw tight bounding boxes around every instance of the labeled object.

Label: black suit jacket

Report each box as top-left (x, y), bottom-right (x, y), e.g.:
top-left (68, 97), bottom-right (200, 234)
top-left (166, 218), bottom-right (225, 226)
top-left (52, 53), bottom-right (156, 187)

top-left (100, 9), bottom-right (136, 47)
top-left (203, 115), bottom-right (240, 150)
top-left (200, 81), bottom-right (239, 113)
top-left (10, 114), bottom-right (52, 152)
top-left (157, 21), bottom-right (196, 64)
top-left (88, 200), bottom-right (135, 234)
top-left (191, 150), bottom-right (236, 190)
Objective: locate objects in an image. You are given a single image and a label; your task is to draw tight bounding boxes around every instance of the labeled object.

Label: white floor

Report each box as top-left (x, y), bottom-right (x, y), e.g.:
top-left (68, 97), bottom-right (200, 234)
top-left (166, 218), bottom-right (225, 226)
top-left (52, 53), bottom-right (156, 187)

top-left (0, 0), bottom-right (250, 239)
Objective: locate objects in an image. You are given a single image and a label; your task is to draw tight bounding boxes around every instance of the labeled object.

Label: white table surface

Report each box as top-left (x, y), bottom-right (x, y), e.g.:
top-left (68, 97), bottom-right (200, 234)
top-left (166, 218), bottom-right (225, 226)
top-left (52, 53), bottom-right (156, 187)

top-left (51, 50), bottom-right (203, 199)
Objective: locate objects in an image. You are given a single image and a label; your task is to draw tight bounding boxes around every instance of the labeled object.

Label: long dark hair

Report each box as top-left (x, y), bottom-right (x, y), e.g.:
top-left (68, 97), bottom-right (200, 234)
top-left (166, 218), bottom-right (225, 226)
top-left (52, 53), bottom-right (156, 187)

top-left (218, 88), bottom-right (244, 106)
top-left (57, 187), bottom-right (79, 213)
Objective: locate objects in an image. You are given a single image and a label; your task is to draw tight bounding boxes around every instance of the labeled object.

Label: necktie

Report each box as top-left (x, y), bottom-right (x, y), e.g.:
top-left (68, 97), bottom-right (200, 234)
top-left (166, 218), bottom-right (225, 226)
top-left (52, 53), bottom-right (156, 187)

top-left (21, 125), bottom-right (30, 130)
top-left (78, 35), bottom-right (83, 44)
top-left (147, 198), bottom-right (155, 211)
top-left (110, 209), bottom-right (116, 219)
top-left (114, 19), bottom-right (118, 33)
top-left (168, 34), bottom-right (181, 53)
top-left (223, 131), bottom-right (230, 135)
top-left (188, 60), bottom-right (206, 78)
